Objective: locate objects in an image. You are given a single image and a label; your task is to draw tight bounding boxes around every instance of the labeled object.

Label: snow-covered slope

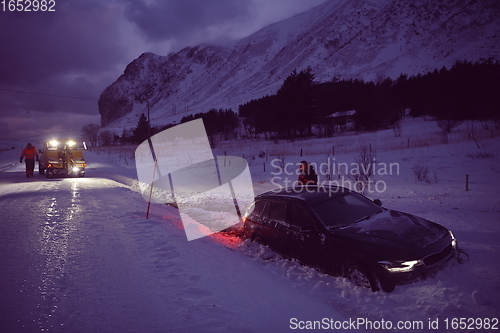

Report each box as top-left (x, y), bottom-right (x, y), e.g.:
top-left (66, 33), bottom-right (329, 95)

top-left (99, 0), bottom-right (500, 129)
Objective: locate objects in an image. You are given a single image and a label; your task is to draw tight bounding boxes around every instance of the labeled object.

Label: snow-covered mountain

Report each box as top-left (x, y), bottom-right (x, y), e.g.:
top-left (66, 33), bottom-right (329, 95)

top-left (99, 0), bottom-right (500, 128)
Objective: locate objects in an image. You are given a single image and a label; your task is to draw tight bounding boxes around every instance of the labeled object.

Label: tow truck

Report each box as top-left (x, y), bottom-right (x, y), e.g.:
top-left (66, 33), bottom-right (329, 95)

top-left (39, 139), bottom-right (87, 178)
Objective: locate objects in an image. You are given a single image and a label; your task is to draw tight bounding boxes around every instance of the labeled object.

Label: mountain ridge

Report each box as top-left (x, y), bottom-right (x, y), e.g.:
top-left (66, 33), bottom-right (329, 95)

top-left (99, 0), bottom-right (500, 129)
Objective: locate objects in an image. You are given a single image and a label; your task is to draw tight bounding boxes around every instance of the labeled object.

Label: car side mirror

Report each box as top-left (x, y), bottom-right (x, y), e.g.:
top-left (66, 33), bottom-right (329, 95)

top-left (373, 199), bottom-right (382, 206)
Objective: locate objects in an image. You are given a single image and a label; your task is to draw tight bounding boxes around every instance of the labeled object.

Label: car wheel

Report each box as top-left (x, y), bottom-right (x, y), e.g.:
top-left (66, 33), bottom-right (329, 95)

top-left (252, 235), bottom-right (267, 246)
top-left (348, 264), bottom-right (380, 292)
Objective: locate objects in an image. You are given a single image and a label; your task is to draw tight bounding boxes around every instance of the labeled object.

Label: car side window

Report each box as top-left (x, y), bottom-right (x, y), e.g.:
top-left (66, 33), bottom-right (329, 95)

top-left (249, 200), bottom-right (267, 218)
top-left (289, 205), bottom-right (315, 228)
top-left (268, 201), bottom-right (287, 223)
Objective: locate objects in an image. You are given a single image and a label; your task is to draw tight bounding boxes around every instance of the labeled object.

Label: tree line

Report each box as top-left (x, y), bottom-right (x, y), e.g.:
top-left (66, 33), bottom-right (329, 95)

top-left (239, 59), bottom-right (500, 139)
top-left (179, 108), bottom-right (239, 147)
top-left (81, 115), bottom-right (176, 147)
top-left (82, 108), bottom-right (239, 147)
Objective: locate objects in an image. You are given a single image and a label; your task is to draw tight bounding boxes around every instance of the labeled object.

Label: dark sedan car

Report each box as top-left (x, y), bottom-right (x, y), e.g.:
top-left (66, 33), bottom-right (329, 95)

top-left (243, 185), bottom-right (458, 292)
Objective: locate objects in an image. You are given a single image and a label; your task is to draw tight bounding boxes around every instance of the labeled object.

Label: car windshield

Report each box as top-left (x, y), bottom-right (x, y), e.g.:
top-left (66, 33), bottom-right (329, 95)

top-left (311, 193), bottom-right (383, 228)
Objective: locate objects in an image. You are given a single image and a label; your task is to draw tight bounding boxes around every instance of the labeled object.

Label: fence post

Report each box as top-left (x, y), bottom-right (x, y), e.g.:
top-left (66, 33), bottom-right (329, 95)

top-left (465, 174), bottom-right (469, 191)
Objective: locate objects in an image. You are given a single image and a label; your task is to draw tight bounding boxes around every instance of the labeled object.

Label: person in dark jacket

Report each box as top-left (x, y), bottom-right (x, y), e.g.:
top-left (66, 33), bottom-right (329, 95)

top-left (297, 160), bottom-right (317, 185)
top-left (20, 143), bottom-right (39, 178)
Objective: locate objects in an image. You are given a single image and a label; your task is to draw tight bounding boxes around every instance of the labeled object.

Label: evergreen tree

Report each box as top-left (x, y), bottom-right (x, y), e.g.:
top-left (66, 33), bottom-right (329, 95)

top-left (276, 67), bottom-right (317, 137)
top-left (133, 113), bottom-right (150, 143)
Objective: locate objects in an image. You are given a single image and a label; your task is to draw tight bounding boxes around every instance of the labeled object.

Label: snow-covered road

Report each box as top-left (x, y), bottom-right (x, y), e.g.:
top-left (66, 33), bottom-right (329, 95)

top-left (0, 162), bottom-right (351, 333)
top-left (0, 169), bottom-right (165, 332)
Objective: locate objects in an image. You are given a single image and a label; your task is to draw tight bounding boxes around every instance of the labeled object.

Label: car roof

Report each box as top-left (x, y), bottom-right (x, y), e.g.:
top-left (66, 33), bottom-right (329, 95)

top-left (256, 185), bottom-right (351, 205)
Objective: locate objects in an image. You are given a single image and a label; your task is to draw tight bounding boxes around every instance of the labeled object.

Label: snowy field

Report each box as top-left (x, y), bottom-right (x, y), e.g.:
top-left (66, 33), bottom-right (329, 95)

top-left (1, 117), bottom-right (499, 332)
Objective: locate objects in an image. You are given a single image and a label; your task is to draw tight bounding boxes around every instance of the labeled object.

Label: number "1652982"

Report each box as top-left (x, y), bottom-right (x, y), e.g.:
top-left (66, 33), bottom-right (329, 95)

top-left (1, 0), bottom-right (56, 12)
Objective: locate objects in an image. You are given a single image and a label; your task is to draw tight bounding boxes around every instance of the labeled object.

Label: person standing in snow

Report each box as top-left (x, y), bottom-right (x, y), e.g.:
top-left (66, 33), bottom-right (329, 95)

top-left (297, 160), bottom-right (317, 185)
top-left (20, 143), bottom-right (39, 178)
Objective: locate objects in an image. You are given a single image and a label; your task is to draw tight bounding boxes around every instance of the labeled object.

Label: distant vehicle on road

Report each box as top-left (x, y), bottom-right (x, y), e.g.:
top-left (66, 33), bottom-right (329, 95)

top-left (243, 185), bottom-right (458, 292)
top-left (38, 139), bottom-right (87, 178)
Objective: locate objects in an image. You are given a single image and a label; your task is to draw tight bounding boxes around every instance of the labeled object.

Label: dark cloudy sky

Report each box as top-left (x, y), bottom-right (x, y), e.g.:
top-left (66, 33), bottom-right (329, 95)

top-left (0, 0), bottom-right (327, 140)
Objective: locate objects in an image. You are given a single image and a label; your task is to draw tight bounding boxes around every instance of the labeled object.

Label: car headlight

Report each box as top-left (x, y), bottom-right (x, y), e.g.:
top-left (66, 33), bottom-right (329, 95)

top-left (72, 166), bottom-right (80, 172)
top-left (449, 230), bottom-right (457, 248)
top-left (378, 259), bottom-right (422, 273)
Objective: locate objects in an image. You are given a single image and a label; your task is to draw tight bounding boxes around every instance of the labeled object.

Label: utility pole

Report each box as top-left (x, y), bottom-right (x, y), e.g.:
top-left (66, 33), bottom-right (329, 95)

top-left (147, 100), bottom-right (151, 138)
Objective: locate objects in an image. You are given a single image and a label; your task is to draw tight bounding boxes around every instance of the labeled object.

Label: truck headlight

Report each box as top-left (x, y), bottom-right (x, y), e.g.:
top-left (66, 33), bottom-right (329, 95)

top-left (378, 259), bottom-right (421, 273)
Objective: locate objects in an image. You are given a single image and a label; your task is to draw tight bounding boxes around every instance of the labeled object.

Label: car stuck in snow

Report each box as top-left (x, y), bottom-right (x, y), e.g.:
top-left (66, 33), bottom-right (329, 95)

top-left (243, 185), bottom-right (459, 292)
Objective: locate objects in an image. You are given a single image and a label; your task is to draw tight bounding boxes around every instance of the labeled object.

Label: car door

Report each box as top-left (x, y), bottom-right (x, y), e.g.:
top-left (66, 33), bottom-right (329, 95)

top-left (244, 199), bottom-right (266, 232)
top-left (287, 203), bottom-right (326, 267)
top-left (248, 199), bottom-right (287, 252)
top-left (264, 200), bottom-right (292, 255)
